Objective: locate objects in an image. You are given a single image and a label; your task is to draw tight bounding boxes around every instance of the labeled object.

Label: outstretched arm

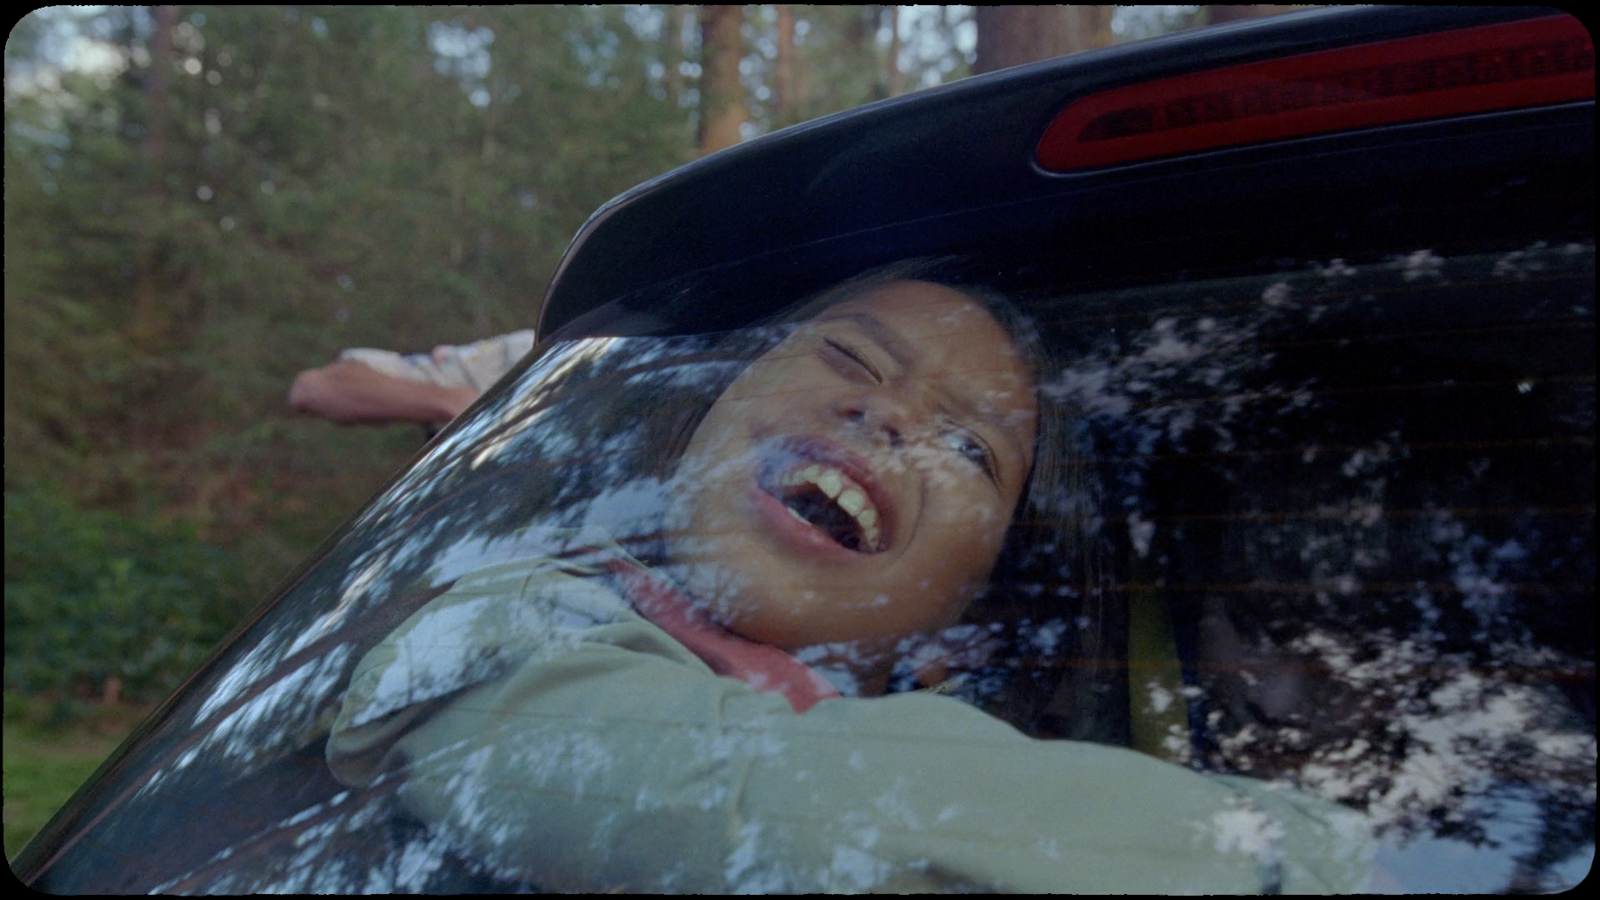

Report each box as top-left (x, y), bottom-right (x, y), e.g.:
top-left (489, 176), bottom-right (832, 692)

top-left (288, 360), bottom-right (479, 428)
top-left (327, 558), bottom-right (1374, 894)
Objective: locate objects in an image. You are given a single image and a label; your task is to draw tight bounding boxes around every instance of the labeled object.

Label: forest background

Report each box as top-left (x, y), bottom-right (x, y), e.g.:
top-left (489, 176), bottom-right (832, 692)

top-left (4, 8), bottom-right (1295, 845)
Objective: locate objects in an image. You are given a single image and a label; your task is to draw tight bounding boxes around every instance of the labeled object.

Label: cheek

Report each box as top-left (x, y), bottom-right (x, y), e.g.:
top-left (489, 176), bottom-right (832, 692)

top-left (925, 471), bottom-right (1014, 537)
top-left (896, 570), bottom-right (987, 637)
top-left (931, 497), bottom-right (1015, 591)
top-left (906, 524), bottom-right (1004, 606)
top-left (694, 366), bottom-right (799, 446)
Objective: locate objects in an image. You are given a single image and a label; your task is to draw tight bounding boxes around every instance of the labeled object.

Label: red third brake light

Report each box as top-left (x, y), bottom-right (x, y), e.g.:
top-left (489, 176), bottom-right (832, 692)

top-left (1037, 14), bottom-right (1594, 172)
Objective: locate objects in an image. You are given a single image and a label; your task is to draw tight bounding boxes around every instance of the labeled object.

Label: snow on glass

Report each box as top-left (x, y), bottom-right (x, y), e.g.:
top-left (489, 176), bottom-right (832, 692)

top-left (1029, 243), bottom-right (1593, 889)
top-left (121, 243), bottom-right (1590, 891)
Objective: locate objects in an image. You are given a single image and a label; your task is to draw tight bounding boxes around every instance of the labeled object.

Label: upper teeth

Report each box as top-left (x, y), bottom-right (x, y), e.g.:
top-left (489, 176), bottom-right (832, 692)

top-left (781, 463), bottom-right (882, 548)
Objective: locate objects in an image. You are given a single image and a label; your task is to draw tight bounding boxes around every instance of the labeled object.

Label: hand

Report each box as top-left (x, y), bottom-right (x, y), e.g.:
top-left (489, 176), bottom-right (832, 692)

top-left (289, 360), bottom-right (479, 428)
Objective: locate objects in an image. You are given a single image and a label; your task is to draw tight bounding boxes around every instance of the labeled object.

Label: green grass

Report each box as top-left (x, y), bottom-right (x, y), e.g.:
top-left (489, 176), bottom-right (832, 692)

top-left (3, 694), bottom-right (150, 863)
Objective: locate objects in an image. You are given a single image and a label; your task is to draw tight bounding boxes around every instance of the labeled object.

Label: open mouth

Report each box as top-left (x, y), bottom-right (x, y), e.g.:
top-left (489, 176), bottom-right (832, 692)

top-left (759, 458), bottom-right (886, 553)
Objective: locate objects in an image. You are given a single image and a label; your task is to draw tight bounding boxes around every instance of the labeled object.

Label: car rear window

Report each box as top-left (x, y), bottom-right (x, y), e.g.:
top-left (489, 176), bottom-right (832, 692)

top-left (39, 240), bottom-right (1592, 894)
top-left (1031, 241), bottom-right (1594, 891)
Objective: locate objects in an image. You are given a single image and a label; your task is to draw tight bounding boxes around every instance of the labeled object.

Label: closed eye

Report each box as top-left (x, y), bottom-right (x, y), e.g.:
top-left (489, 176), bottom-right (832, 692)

top-left (822, 338), bottom-right (881, 382)
top-left (943, 426), bottom-right (999, 483)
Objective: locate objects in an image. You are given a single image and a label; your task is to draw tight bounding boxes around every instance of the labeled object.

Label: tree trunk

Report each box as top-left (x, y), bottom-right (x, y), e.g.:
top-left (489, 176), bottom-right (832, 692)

top-left (774, 4), bottom-right (795, 118)
top-left (666, 5), bottom-right (685, 105)
top-left (140, 5), bottom-right (176, 167)
top-left (696, 5), bottom-right (746, 155)
top-left (792, 10), bottom-right (808, 115)
top-left (1066, 5), bottom-right (1115, 54)
top-left (1206, 6), bottom-right (1301, 26)
top-left (132, 4), bottom-right (178, 346)
top-left (842, 5), bottom-right (871, 56)
top-left (973, 5), bottom-right (1114, 76)
top-left (886, 6), bottom-right (903, 97)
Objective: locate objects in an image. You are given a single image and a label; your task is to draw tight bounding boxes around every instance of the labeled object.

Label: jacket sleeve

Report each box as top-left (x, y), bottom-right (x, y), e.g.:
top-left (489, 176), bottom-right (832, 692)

top-left (327, 558), bottom-right (1372, 894)
top-left (338, 330), bottom-right (536, 392)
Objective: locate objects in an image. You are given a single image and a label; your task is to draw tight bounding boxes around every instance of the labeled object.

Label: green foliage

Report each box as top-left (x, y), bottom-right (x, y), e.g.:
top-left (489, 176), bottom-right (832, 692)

top-left (0, 3), bottom-right (1233, 862)
top-left (3, 491), bottom-right (251, 702)
top-left (3, 693), bottom-right (146, 861)
top-left (0, 5), bottom-right (1001, 706)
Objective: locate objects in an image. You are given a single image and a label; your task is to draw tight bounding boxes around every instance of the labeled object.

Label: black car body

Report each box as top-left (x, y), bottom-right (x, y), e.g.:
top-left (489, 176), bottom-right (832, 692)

top-left (14, 6), bottom-right (1594, 892)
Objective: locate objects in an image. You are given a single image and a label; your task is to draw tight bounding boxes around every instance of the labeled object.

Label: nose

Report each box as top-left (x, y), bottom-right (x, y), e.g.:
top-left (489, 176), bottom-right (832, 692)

top-left (836, 388), bottom-right (922, 449)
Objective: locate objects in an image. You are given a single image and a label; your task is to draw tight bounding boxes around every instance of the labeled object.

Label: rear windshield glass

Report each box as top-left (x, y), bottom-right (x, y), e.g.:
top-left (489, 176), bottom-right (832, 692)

top-left (42, 242), bottom-right (1594, 894)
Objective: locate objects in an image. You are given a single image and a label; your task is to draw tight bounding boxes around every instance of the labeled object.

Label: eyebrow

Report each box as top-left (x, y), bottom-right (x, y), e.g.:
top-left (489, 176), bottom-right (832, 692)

top-left (820, 311), bottom-right (915, 368)
top-left (818, 309), bottom-right (1033, 476)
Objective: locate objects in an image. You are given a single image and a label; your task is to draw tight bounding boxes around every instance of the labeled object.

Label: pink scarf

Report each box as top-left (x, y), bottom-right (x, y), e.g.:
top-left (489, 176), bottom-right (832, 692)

top-left (607, 558), bottom-right (841, 713)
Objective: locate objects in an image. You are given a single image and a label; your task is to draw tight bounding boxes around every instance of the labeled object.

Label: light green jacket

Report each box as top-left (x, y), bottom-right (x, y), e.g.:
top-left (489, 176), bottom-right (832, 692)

top-left (327, 549), bottom-right (1373, 893)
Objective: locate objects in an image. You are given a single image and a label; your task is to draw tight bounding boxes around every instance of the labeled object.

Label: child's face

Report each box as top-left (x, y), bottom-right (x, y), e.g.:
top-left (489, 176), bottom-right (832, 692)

top-left (666, 280), bottom-right (1037, 675)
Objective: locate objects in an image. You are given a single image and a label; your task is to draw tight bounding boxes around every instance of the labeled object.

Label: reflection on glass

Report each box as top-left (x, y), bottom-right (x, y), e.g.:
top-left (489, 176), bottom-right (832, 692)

top-left (35, 251), bottom-right (1592, 893)
top-left (1046, 243), bottom-right (1595, 891)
